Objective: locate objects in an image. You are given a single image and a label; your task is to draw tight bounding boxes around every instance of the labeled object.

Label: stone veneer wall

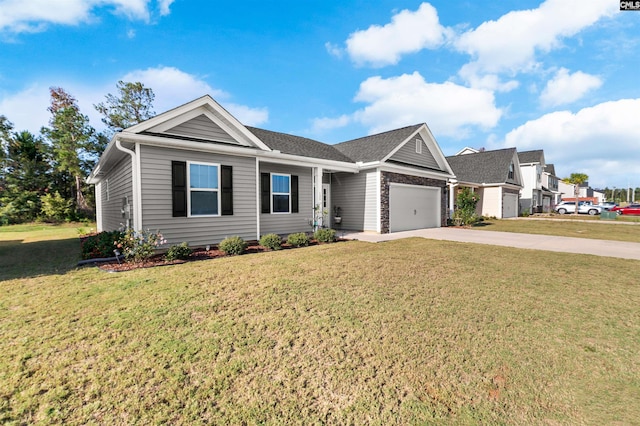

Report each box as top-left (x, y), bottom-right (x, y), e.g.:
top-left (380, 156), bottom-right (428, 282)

top-left (380, 171), bottom-right (448, 233)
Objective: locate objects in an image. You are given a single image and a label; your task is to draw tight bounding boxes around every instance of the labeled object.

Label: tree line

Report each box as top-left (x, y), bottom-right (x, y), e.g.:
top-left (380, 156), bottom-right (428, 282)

top-left (0, 82), bottom-right (155, 225)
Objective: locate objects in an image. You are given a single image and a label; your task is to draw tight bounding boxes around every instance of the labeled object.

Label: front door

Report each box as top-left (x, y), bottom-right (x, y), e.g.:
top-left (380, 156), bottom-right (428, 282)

top-left (323, 183), bottom-right (331, 227)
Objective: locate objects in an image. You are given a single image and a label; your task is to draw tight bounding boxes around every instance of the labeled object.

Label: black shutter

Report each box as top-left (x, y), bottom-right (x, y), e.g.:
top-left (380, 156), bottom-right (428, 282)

top-left (261, 173), bottom-right (270, 214)
top-left (172, 161), bottom-right (187, 217)
top-left (291, 175), bottom-right (299, 213)
top-left (221, 165), bottom-right (233, 215)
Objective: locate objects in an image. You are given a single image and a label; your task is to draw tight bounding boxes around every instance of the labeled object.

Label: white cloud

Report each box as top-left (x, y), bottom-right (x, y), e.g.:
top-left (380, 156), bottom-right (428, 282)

top-left (158, 0), bottom-right (174, 16)
top-left (121, 67), bottom-right (269, 126)
top-left (310, 114), bottom-right (352, 133)
top-left (0, 66), bottom-right (268, 135)
top-left (540, 68), bottom-right (602, 107)
top-left (0, 0), bottom-right (173, 34)
top-left (504, 98), bottom-right (640, 187)
top-left (223, 103), bottom-right (268, 127)
top-left (455, 0), bottom-right (615, 86)
top-left (352, 72), bottom-right (501, 137)
top-left (324, 42), bottom-right (343, 59)
top-left (0, 84), bottom-right (51, 134)
top-left (345, 2), bottom-right (450, 67)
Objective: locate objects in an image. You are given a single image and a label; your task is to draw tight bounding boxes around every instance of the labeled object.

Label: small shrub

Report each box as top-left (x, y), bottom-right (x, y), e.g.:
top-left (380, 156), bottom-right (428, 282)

top-left (219, 236), bottom-right (247, 255)
top-left (165, 242), bottom-right (192, 261)
top-left (287, 232), bottom-right (310, 247)
top-left (259, 233), bottom-right (282, 251)
top-left (81, 230), bottom-right (125, 259)
top-left (116, 228), bottom-right (167, 263)
top-left (314, 228), bottom-right (336, 243)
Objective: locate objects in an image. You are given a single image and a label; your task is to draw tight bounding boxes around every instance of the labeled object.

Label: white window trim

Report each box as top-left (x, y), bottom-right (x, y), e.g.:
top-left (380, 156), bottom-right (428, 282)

top-left (187, 161), bottom-right (221, 217)
top-left (271, 172), bottom-right (291, 214)
top-left (415, 138), bottom-right (422, 154)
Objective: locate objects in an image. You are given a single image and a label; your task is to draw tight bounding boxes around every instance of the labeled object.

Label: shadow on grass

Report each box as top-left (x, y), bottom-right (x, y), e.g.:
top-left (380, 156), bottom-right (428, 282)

top-left (472, 221), bottom-right (494, 227)
top-left (0, 237), bottom-right (80, 281)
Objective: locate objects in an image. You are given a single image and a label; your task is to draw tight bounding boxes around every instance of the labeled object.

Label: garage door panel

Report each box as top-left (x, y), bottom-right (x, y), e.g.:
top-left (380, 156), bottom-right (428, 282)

top-left (503, 193), bottom-right (518, 218)
top-left (389, 184), bottom-right (440, 232)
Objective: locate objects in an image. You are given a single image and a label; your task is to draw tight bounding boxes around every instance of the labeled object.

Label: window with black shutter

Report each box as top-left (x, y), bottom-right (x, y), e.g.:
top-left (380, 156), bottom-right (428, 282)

top-left (172, 161), bottom-right (187, 217)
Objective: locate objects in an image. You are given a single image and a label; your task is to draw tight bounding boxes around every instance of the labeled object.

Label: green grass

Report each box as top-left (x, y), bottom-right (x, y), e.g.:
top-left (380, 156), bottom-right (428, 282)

top-left (474, 217), bottom-right (640, 242)
top-left (1, 224), bottom-right (639, 424)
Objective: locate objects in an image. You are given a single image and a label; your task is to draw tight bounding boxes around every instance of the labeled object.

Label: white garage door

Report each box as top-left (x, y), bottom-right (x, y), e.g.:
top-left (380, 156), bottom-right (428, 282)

top-left (389, 184), bottom-right (441, 232)
top-left (503, 193), bottom-right (518, 218)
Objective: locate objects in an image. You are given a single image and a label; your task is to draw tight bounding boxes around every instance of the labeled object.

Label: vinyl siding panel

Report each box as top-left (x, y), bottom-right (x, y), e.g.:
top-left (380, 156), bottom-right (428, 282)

top-left (139, 145), bottom-right (257, 246)
top-left (389, 136), bottom-right (439, 170)
top-left (101, 156), bottom-right (133, 231)
top-left (331, 170), bottom-right (378, 232)
top-left (259, 163), bottom-right (313, 236)
top-left (164, 114), bottom-right (238, 144)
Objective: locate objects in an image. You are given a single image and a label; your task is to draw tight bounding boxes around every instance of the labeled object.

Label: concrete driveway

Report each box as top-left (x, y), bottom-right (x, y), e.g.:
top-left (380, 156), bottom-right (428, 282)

top-left (341, 227), bottom-right (640, 260)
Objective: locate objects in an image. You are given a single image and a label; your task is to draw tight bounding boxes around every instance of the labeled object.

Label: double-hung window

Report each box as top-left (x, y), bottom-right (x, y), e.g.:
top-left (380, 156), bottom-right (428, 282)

top-left (271, 173), bottom-right (291, 213)
top-left (189, 162), bottom-right (220, 216)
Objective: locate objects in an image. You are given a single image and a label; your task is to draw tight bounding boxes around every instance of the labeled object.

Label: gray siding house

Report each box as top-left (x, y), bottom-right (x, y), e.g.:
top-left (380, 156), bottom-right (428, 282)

top-left (88, 95), bottom-right (454, 246)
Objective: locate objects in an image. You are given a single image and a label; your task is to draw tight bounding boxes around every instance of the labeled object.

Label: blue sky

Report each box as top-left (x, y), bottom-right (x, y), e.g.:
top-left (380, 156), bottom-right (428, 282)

top-left (1, 0), bottom-right (638, 189)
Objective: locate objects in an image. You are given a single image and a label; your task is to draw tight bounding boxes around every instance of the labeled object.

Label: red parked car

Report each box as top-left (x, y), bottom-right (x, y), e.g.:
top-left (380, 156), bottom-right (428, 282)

top-left (610, 204), bottom-right (640, 215)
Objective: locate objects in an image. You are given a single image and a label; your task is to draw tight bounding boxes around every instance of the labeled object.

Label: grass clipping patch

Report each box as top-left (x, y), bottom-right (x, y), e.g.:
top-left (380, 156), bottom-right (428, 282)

top-left (1, 236), bottom-right (639, 424)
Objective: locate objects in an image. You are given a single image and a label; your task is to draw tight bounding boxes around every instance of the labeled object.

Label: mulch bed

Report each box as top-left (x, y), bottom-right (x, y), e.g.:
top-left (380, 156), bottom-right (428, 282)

top-left (94, 240), bottom-right (346, 272)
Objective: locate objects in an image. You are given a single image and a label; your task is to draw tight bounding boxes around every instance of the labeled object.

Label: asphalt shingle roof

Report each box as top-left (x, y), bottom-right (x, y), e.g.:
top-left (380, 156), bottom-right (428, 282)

top-left (446, 148), bottom-right (518, 184)
top-left (518, 150), bottom-right (544, 164)
top-left (545, 163), bottom-right (556, 175)
top-left (246, 127), bottom-right (354, 163)
top-left (333, 124), bottom-right (423, 162)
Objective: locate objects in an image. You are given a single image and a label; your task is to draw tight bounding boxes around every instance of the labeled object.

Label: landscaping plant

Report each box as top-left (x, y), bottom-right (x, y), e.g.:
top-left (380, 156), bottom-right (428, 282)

top-left (287, 232), bottom-right (310, 247)
top-left (219, 236), bottom-right (247, 255)
top-left (80, 230), bottom-right (124, 259)
top-left (164, 242), bottom-right (192, 261)
top-left (314, 228), bottom-right (336, 243)
top-left (115, 228), bottom-right (166, 263)
top-left (453, 187), bottom-right (480, 225)
top-left (259, 233), bottom-right (282, 251)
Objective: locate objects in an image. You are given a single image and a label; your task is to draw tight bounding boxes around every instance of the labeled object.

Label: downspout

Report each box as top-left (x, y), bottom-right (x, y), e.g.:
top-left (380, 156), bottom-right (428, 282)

top-left (115, 138), bottom-right (139, 230)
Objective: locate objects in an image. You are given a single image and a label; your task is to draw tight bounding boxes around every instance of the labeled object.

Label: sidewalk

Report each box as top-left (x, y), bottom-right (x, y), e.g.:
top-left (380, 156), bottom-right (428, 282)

top-left (341, 227), bottom-right (640, 260)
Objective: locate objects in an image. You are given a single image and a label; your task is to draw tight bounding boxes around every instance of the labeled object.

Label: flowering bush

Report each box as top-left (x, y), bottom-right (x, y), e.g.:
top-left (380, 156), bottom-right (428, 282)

top-left (81, 230), bottom-right (124, 259)
top-left (453, 188), bottom-right (480, 226)
top-left (115, 228), bottom-right (167, 263)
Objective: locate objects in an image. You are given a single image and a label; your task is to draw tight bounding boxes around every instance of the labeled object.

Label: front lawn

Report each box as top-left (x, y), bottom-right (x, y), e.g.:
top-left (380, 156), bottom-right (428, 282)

top-left (474, 217), bottom-right (640, 242)
top-left (1, 224), bottom-right (639, 424)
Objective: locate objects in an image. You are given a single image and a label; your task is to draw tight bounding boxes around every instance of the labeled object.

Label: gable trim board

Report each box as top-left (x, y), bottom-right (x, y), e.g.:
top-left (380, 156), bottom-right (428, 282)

top-left (89, 95), bottom-right (455, 243)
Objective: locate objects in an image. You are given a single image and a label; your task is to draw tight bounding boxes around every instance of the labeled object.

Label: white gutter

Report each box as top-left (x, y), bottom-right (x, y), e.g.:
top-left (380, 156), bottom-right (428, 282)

top-left (378, 162), bottom-right (455, 180)
top-left (115, 139), bottom-right (140, 230)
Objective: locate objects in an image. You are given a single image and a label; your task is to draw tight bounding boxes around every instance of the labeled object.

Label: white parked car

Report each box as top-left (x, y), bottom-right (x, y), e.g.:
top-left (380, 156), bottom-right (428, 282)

top-left (554, 201), bottom-right (602, 215)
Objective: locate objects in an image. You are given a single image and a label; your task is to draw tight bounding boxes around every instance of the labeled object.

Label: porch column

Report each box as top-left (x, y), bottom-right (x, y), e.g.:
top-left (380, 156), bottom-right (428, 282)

top-left (314, 166), bottom-right (324, 228)
top-left (448, 182), bottom-right (457, 217)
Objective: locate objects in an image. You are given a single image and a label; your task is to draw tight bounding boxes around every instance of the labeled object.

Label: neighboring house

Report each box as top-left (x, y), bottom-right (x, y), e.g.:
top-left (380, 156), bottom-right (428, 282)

top-left (518, 150), bottom-right (545, 214)
top-left (559, 180), bottom-right (605, 204)
top-left (87, 95), bottom-right (454, 246)
top-left (542, 164), bottom-right (561, 212)
top-left (446, 147), bottom-right (523, 218)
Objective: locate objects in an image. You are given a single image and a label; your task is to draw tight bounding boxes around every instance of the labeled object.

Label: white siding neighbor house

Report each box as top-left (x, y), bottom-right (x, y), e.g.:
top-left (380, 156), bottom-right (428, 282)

top-left (446, 147), bottom-right (523, 219)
